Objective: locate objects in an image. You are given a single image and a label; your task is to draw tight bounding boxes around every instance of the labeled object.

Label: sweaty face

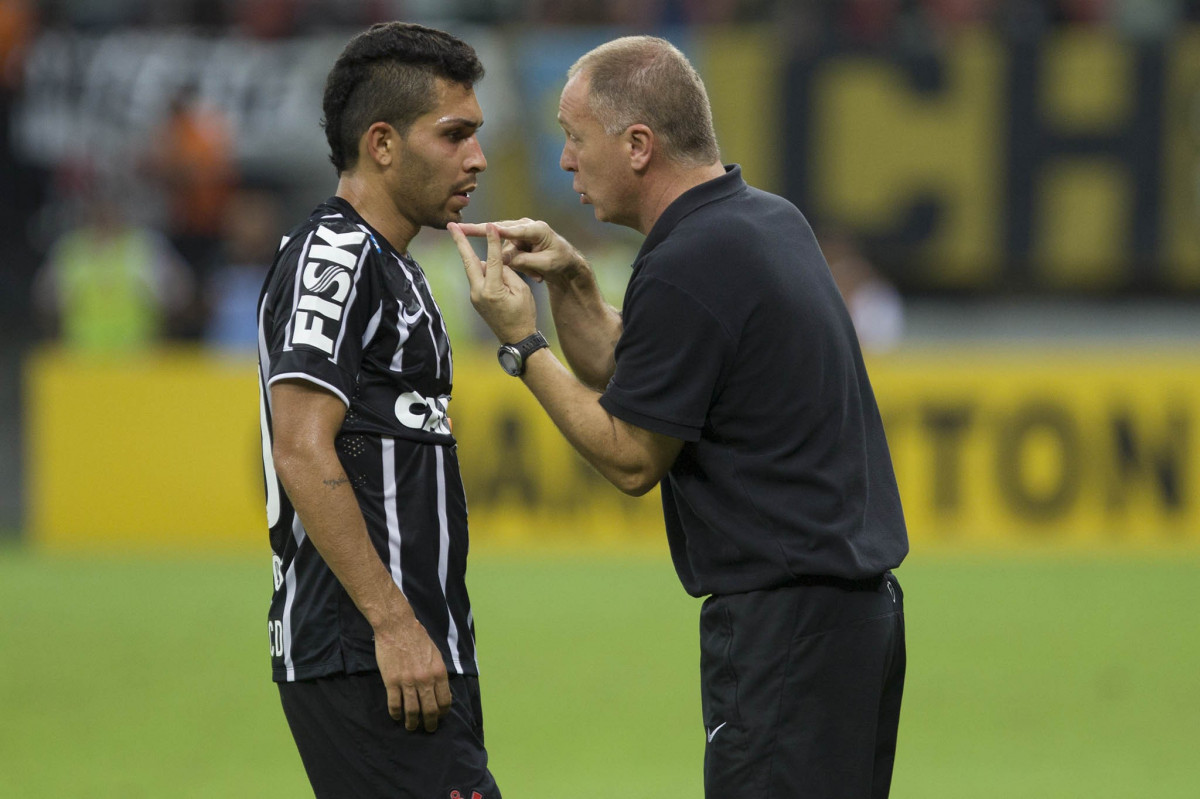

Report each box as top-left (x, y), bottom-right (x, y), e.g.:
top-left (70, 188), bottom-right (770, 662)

top-left (557, 73), bottom-right (637, 229)
top-left (388, 79), bottom-right (486, 230)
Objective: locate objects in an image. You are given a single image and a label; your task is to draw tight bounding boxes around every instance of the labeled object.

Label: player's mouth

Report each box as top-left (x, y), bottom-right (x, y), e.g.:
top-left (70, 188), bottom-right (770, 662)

top-left (451, 184), bottom-right (476, 207)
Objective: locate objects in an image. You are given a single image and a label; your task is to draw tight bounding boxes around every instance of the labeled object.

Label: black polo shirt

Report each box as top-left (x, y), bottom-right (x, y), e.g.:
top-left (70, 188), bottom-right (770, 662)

top-left (599, 166), bottom-right (908, 597)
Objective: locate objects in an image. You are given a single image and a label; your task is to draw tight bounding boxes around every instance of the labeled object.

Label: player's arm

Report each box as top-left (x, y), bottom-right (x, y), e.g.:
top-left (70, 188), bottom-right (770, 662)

top-left (455, 219), bottom-right (622, 390)
top-left (451, 224), bottom-right (681, 494)
top-left (269, 379), bottom-right (452, 732)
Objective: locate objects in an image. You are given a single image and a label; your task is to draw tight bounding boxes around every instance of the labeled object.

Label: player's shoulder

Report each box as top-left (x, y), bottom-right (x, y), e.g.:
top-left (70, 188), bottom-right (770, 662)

top-left (274, 198), bottom-right (380, 267)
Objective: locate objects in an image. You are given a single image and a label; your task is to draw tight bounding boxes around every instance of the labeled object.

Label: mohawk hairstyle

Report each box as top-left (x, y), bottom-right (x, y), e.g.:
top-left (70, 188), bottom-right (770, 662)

top-left (322, 22), bottom-right (484, 174)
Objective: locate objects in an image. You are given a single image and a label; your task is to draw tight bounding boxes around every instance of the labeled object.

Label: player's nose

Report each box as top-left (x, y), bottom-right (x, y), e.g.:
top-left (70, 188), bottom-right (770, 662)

top-left (465, 136), bottom-right (486, 173)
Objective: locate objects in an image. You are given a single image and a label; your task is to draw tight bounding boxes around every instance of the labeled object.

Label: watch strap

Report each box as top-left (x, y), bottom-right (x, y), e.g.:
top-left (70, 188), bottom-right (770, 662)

top-left (511, 331), bottom-right (548, 361)
top-left (498, 331), bottom-right (548, 376)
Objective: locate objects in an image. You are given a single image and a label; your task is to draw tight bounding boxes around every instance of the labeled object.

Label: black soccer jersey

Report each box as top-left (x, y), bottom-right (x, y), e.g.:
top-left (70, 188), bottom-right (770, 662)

top-left (599, 166), bottom-right (908, 597)
top-left (257, 197), bottom-right (477, 682)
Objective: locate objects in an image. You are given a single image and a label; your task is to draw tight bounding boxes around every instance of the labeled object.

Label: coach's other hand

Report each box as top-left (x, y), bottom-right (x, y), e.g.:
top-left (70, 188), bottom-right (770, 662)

top-left (453, 218), bottom-right (588, 287)
top-left (374, 612), bottom-right (452, 732)
top-left (449, 222), bottom-right (538, 344)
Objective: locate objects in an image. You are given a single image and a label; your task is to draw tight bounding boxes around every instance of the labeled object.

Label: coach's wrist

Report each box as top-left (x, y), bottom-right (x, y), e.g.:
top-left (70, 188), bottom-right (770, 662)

top-left (555, 252), bottom-right (590, 285)
top-left (545, 260), bottom-right (598, 301)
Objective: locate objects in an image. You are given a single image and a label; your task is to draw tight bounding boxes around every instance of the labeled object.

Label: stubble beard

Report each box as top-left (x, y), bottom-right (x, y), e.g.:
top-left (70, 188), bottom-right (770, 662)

top-left (429, 203), bottom-right (463, 230)
top-left (394, 145), bottom-right (460, 232)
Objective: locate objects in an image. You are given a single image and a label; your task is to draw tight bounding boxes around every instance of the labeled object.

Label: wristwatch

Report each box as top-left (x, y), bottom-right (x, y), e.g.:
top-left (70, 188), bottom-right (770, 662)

top-left (497, 331), bottom-right (548, 377)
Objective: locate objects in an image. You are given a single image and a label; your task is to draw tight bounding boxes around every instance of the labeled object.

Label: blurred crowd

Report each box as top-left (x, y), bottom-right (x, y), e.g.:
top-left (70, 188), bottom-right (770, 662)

top-left (20, 83), bottom-right (281, 355)
top-left (2, 0), bottom-right (1194, 357)
top-left (18, 0), bottom-right (1200, 41)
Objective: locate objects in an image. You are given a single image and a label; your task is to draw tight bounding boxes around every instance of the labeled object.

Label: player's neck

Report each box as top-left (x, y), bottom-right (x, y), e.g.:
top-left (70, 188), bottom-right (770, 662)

top-left (335, 174), bottom-right (420, 255)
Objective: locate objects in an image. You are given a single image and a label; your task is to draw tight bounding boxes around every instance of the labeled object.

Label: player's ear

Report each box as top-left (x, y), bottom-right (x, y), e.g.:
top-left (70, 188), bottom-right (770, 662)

top-left (626, 124), bottom-right (653, 172)
top-left (363, 121), bottom-right (397, 168)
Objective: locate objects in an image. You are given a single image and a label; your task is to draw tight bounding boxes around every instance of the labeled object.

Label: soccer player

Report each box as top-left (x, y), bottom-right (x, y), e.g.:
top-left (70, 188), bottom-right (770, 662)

top-left (451, 36), bottom-right (908, 798)
top-left (257, 23), bottom-right (499, 798)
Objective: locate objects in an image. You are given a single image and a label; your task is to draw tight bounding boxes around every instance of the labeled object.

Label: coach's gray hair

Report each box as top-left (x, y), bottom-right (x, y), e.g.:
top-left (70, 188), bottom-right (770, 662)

top-left (568, 36), bottom-right (720, 167)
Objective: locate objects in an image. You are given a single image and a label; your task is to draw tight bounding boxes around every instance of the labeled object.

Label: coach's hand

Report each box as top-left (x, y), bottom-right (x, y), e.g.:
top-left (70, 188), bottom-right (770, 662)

top-left (373, 613), bottom-right (452, 732)
top-left (450, 222), bottom-right (538, 344)
top-left (452, 218), bottom-right (588, 287)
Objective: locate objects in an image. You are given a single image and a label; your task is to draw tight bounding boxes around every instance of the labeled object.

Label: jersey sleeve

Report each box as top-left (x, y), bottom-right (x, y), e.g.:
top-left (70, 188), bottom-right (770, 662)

top-left (599, 273), bottom-right (734, 442)
top-left (263, 220), bottom-right (378, 406)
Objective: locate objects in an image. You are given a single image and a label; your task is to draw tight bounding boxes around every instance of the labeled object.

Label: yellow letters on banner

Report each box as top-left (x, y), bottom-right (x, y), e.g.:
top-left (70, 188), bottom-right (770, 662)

top-left (25, 347), bottom-right (1200, 554)
top-left (808, 31), bottom-right (1004, 287)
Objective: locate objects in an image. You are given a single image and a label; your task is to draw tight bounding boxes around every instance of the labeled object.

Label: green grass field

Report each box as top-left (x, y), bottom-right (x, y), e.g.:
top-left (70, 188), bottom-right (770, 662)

top-left (2, 545), bottom-right (1198, 798)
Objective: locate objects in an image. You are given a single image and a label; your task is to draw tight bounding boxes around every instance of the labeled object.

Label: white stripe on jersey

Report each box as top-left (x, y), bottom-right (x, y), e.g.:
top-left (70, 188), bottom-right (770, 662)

top-left (390, 317), bottom-right (413, 373)
top-left (328, 242), bottom-right (371, 362)
top-left (267, 372), bottom-right (350, 408)
top-left (466, 607), bottom-right (478, 672)
top-left (257, 297), bottom-right (281, 528)
top-left (362, 302), bottom-right (383, 350)
top-left (427, 285), bottom-right (454, 385)
top-left (257, 295), bottom-right (272, 406)
top-left (435, 445), bottom-right (463, 674)
top-left (282, 515), bottom-right (307, 681)
top-left (382, 437), bottom-right (405, 592)
top-left (388, 251), bottom-right (445, 380)
top-left (258, 373), bottom-right (281, 529)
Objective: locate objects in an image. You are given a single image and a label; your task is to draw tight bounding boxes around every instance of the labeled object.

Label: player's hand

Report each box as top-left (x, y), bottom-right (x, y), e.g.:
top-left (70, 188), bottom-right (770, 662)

top-left (373, 614), bottom-right (453, 732)
top-left (449, 222), bottom-right (539, 344)
top-left (453, 218), bottom-right (588, 286)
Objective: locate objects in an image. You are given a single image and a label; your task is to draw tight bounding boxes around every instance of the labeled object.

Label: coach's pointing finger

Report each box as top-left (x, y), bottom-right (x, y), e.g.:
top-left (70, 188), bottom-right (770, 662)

top-left (484, 224), bottom-right (504, 291)
top-left (450, 222), bottom-right (538, 344)
top-left (448, 223), bottom-right (483, 287)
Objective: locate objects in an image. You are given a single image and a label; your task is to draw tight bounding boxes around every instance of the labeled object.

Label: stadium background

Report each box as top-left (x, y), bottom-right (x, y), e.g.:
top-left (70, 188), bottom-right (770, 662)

top-left (1, 1), bottom-right (1198, 797)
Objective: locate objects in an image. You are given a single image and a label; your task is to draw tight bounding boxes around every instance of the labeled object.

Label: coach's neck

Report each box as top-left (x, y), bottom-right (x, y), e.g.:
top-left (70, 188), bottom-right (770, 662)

top-left (635, 160), bottom-right (725, 236)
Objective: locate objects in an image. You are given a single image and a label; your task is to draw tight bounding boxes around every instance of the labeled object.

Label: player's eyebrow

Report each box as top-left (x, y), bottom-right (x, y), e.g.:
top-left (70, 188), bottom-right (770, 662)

top-left (436, 116), bottom-right (483, 129)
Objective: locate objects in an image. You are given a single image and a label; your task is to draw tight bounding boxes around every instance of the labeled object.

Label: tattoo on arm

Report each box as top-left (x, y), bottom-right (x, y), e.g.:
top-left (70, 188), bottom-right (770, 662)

top-left (322, 476), bottom-right (350, 490)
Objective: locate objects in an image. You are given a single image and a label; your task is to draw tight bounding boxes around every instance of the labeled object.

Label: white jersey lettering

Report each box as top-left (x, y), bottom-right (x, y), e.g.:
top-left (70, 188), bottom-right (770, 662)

top-left (287, 225), bottom-right (366, 355)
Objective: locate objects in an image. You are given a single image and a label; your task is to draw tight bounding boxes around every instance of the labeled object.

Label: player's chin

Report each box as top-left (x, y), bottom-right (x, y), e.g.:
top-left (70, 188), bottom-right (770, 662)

top-left (431, 211), bottom-right (463, 230)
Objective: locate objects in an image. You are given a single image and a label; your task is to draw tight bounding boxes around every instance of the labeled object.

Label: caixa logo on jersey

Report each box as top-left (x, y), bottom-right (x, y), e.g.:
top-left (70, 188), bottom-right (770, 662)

top-left (289, 225), bottom-right (367, 355)
top-left (396, 390), bottom-right (452, 435)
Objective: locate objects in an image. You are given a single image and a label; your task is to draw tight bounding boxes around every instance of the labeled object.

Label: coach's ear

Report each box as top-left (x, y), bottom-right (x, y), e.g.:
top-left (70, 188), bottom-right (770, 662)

top-left (626, 123), bottom-right (653, 172)
top-left (363, 121), bottom-right (397, 168)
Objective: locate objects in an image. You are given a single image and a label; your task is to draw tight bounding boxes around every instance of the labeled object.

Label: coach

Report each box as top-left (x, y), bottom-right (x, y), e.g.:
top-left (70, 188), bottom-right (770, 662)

top-left (451, 36), bottom-right (909, 798)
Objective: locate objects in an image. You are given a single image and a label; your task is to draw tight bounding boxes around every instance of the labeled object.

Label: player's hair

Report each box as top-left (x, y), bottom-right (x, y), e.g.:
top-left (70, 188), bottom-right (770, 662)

top-left (568, 36), bottom-right (719, 167)
top-left (322, 22), bottom-right (484, 175)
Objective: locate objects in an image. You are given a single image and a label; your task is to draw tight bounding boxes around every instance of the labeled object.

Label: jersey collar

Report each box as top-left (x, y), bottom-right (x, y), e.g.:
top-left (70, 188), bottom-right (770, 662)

top-left (635, 164), bottom-right (746, 266)
top-left (321, 196), bottom-right (409, 264)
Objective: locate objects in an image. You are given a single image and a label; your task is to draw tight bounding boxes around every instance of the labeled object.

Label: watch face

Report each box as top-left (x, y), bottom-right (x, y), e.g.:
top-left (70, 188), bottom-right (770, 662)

top-left (498, 348), bottom-right (521, 376)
